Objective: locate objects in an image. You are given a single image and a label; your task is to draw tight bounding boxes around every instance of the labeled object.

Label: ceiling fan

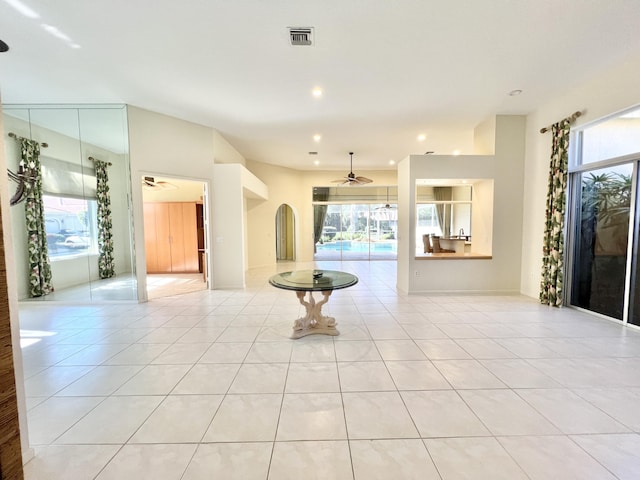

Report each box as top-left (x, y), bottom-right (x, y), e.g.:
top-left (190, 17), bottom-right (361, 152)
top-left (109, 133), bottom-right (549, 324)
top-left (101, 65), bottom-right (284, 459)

top-left (332, 152), bottom-right (372, 185)
top-left (375, 186), bottom-right (397, 210)
top-left (142, 176), bottom-right (178, 191)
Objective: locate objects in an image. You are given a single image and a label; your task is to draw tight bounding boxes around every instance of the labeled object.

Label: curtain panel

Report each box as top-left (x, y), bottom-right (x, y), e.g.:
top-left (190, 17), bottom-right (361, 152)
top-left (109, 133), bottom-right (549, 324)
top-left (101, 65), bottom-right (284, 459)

top-left (20, 137), bottom-right (54, 297)
top-left (313, 205), bottom-right (328, 254)
top-left (313, 188), bottom-right (330, 254)
top-left (434, 187), bottom-right (452, 237)
top-left (94, 160), bottom-right (115, 279)
top-left (540, 119), bottom-right (571, 306)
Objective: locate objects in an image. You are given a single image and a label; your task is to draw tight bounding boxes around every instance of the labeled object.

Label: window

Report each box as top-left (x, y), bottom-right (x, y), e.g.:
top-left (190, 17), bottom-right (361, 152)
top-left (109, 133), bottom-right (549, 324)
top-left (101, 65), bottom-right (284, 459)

top-left (416, 204), bottom-right (440, 235)
top-left (37, 155), bottom-right (98, 260)
top-left (577, 106), bottom-right (640, 165)
top-left (43, 195), bottom-right (98, 259)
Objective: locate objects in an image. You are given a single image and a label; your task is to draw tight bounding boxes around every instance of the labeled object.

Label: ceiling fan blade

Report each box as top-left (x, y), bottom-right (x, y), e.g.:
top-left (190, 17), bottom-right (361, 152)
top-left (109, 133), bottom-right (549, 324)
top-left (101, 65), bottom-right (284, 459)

top-left (354, 176), bottom-right (373, 184)
top-left (375, 204), bottom-right (397, 210)
top-left (159, 182), bottom-right (179, 190)
top-left (142, 177), bottom-right (178, 190)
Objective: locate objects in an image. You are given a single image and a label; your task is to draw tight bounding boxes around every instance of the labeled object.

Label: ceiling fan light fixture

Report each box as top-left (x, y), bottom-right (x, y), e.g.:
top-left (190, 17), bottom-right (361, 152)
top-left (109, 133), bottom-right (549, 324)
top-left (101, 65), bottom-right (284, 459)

top-left (142, 176), bottom-right (178, 191)
top-left (332, 152), bottom-right (373, 185)
top-left (375, 186), bottom-right (397, 211)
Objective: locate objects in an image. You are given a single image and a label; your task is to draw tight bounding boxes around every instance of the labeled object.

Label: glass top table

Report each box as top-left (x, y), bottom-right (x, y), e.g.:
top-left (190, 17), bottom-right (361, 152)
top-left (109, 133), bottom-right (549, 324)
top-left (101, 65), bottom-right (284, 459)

top-left (268, 270), bottom-right (359, 339)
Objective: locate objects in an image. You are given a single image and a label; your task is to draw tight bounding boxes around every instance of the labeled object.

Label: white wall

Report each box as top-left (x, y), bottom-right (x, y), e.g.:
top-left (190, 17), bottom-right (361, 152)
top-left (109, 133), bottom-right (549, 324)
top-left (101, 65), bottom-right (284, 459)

top-left (244, 162), bottom-right (304, 267)
top-left (0, 98), bottom-right (33, 463)
top-left (244, 161), bottom-right (398, 267)
top-left (397, 159), bottom-right (411, 292)
top-left (473, 116), bottom-right (496, 155)
top-left (213, 130), bottom-right (246, 166)
top-left (127, 106), bottom-right (216, 299)
top-left (398, 115), bottom-right (526, 294)
top-left (471, 179), bottom-right (494, 255)
top-left (212, 164), bottom-right (268, 288)
top-left (520, 51), bottom-right (640, 298)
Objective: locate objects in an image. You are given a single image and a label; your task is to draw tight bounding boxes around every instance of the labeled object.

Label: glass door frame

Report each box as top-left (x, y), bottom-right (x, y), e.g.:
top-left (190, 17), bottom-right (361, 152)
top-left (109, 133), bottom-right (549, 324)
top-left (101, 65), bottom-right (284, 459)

top-left (313, 201), bottom-right (398, 261)
top-left (565, 133), bottom-right (640, 324)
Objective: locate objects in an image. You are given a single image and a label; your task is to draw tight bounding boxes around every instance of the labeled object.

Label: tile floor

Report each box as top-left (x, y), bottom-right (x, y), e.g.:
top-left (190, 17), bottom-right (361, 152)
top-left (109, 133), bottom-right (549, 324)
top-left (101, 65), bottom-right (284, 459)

top-left (146, 274), bottom-right (207, 299)
top-left (21, 273), bottom-right (207, 304)
top-left (18, 261), bottom-right (640, 479)
top-left (21, 273), bottom-right (139, 303)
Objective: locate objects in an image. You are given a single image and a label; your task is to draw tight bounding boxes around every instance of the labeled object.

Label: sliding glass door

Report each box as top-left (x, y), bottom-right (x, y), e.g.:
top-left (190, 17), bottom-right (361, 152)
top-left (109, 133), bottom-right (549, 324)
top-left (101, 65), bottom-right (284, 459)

top-left (314, 203), bottom-right (397, 260)
top-left (567, 105), bottom-right (640, 324)
top-left (570, 164), bottom-right (632, 320)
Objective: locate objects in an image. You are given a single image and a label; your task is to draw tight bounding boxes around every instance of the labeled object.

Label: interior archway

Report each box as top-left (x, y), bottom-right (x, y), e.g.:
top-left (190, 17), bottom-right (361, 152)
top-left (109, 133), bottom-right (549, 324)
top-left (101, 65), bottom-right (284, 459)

top-left (275, 203), bottom-right (295, 261)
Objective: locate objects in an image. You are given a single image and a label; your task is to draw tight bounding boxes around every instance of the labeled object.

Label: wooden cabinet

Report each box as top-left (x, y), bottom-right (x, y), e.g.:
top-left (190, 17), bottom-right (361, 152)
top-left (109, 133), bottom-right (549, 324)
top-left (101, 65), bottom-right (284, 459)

top-left (144, 202), bottom-right (199, 273)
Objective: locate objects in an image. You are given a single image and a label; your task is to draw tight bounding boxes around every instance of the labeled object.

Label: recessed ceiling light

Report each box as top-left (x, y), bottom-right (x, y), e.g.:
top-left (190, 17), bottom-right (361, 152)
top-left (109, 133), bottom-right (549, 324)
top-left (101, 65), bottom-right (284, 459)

top-left (389, 160), bottom-right (395, 165)
top-left (509, 89), bottom-right (523, 96)
top-left (313, 134), bottom-right (321, 142)
top-left (417, 134), bottom-right (426, 142)
top-left (312, 87), bottom-right (323, 97)
top-left (314, 160), bottom-right (320, 166)
top-left (452, 150), bottom-right (461, 156)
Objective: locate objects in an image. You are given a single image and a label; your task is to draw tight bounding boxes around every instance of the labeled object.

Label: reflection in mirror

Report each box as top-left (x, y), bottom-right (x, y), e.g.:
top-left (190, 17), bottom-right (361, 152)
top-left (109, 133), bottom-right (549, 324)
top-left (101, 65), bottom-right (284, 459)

top-left (416, 183), bottom-right (472, 255)
top-left (3, 105), bottom-right (137, 302)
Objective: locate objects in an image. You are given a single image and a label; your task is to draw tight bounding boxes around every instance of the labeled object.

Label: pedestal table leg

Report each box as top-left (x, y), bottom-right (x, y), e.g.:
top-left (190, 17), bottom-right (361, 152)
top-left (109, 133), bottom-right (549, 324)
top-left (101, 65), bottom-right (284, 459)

top-left (291, 290), bottom-right (339, 339)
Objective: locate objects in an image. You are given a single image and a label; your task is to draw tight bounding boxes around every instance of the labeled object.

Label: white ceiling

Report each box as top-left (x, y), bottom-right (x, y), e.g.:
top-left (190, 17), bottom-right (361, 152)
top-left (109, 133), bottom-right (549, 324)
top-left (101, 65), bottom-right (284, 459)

top-left (1, 0), bottom-right (639, 171)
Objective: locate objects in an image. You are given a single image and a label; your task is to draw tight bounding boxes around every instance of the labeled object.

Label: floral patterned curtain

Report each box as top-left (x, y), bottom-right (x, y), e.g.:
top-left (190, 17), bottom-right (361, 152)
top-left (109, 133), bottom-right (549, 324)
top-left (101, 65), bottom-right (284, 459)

top-left (540, 119), bottom-right (571, 306)
top-left (95, 160), bottom-right (115, 279)
top-left (21, 137), bottom-right (54, 297)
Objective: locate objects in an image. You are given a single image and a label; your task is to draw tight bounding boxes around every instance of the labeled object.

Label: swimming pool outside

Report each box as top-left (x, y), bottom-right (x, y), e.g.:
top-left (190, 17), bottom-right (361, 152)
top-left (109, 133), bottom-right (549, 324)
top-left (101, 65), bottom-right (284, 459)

top-left (315, 240), bottom-right (397, 260)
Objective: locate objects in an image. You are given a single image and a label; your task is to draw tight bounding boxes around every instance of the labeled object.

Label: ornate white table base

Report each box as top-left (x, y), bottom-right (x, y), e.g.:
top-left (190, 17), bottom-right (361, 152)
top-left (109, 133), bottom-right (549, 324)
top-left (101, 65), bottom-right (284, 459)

top-left (291, 290), bottom-right (339, 339)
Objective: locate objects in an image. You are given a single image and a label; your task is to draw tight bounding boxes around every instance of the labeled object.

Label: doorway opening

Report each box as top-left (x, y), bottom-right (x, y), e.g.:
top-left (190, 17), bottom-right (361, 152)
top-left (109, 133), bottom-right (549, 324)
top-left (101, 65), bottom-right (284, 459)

top-left (142, 175), bottom-right (209, 299)
top-left (275, 204), bottom-right (296, 262)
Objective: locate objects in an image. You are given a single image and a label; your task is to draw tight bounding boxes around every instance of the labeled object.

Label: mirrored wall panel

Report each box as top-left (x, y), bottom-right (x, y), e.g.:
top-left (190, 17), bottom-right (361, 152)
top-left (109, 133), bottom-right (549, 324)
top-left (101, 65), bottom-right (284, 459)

top-left (3, 104), bottom-right (137, 302)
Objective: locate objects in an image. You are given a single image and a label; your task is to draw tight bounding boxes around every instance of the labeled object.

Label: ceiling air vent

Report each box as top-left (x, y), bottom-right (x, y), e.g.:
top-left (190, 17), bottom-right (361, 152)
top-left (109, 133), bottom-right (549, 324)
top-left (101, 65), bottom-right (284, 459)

top-left (289, 27), bottom-right (313, 46)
